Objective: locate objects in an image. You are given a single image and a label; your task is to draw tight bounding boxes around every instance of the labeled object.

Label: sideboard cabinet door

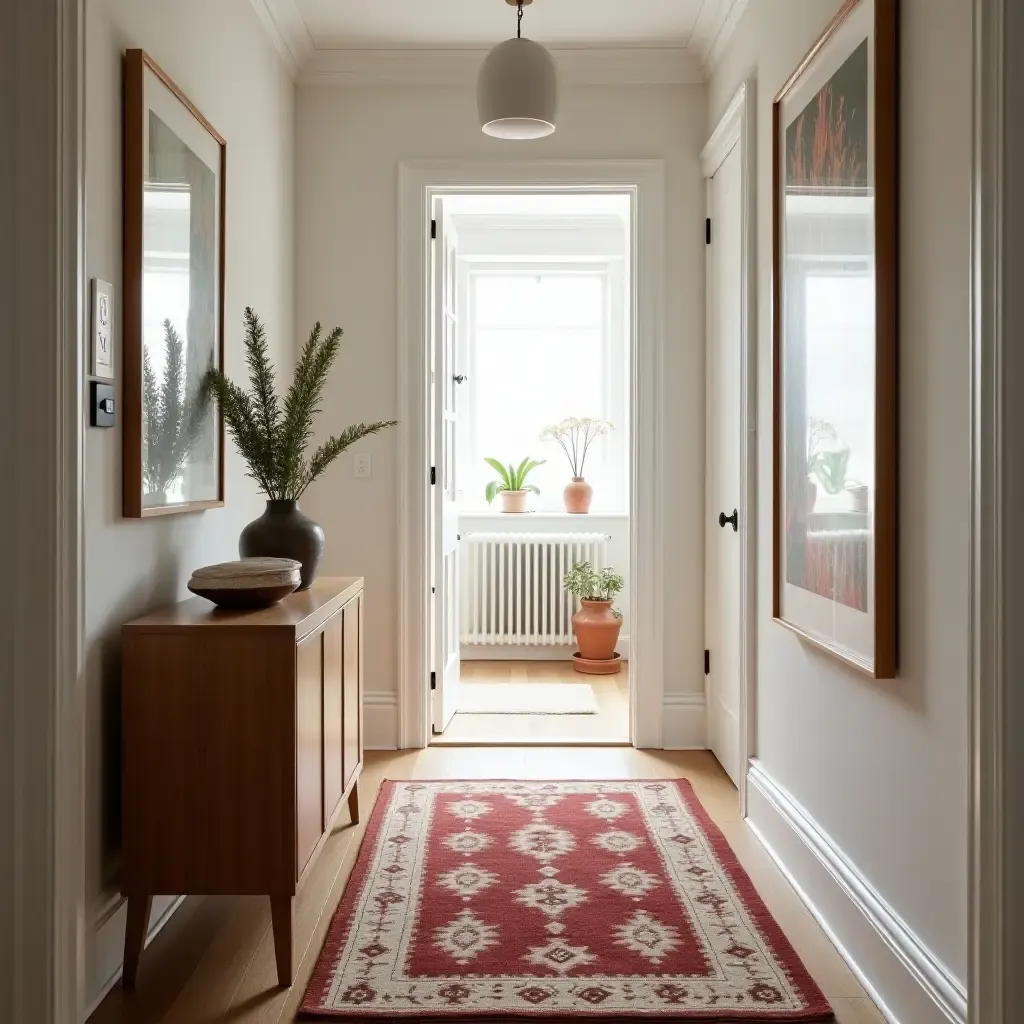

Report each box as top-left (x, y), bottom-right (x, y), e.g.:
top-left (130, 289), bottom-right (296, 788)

top-left (342, 594), bottom-right (362, 791)
top-left (322, 613), bottom-right (344, 827)
top-left (295, 631), bottom-right (323, 878)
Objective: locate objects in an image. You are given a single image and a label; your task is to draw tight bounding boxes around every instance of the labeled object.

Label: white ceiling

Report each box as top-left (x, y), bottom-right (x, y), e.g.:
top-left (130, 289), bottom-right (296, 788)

top-left (249, 0), bottom-right (747, 81)
top-left (297, 0), bottom-right (704, 49)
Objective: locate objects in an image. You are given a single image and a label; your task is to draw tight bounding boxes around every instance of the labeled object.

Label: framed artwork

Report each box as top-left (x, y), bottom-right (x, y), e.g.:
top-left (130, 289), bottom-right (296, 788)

top-left (772, 0), bottom-right (898, 678)
top-left (91, 279), bottom-right (114, 378)
top-left (123, 49), bottom-right (225, 518)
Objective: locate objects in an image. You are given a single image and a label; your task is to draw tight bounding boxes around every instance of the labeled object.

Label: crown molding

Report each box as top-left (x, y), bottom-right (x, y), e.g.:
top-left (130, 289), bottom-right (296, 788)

top-left (703, 0), bottom-right (748, 73)
top-left (299, 46), bottom-right (705, 86)
top-left (248, 0), bottom-right (314, 79)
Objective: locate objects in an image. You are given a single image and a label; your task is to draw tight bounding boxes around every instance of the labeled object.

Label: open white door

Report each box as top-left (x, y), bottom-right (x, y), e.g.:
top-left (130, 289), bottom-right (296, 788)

top-left (431, 200), bottom-right (462, 732)
top-left (705, 144), bottom-right (743, 785)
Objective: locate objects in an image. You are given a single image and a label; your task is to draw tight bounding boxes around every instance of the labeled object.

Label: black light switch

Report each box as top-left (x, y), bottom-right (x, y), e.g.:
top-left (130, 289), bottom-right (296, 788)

top-left (90, 381), bottom-right (116, 428)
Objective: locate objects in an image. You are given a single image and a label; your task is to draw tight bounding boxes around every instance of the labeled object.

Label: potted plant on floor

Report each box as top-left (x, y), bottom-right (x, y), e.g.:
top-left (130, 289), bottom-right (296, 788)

top-left (205, 308), bottom-right (397, 589)
top-left (540, 417), bottom-right (613, 514)
top-left (484, 456), bottom-right (545, 513)
top-left (563, 560), bottom-right (624, 674)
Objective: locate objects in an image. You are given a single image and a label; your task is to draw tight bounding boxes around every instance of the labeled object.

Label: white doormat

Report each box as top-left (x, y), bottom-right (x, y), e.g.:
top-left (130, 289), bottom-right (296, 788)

top-left (456, 682), bottom-right (599, 716)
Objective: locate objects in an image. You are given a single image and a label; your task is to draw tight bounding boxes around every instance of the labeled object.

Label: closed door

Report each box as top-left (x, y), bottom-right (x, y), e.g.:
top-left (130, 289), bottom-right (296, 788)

top-left (705, 142), bottom-right (744, 786)
top-left (431, 200), bottom-right (462, 733)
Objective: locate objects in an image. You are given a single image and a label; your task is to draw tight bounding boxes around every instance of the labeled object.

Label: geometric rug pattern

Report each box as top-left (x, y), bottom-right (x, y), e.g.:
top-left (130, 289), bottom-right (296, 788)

top-left (302, 779), bottom-right (833, 1020)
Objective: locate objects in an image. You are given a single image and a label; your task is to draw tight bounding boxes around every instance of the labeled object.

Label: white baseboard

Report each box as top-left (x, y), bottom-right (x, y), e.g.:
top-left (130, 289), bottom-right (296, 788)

top-left (661, 691), bottom-right (707, 749)
top-left (461, 637), bottom-right (630, 661)
top-left (86, 892), bottom-right (184, 1016)
top-left (365, 689), bottom-right (399, 749)
top-left (746, 761), bottom-right (967, 1024)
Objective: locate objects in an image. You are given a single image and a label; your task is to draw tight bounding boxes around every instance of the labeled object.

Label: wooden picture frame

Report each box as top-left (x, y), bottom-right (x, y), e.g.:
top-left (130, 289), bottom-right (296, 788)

top-left (123, 49), bottom-right (226, 518)
top-left (772, 0), bottom-right (898, 678)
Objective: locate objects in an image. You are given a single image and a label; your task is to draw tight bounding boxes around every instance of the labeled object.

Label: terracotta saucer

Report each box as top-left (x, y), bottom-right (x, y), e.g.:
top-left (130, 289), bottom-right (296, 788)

top-left (572, 651), bottom-right (622, 675)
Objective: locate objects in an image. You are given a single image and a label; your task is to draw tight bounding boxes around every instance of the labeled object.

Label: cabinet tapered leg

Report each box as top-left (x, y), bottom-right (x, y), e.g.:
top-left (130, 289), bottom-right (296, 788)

top-left (270, 896), bottom-right (294, 987)
top-left (348, 778), bottom-right (360, 824)
top-left (122, 895), bottom-right (152, 991)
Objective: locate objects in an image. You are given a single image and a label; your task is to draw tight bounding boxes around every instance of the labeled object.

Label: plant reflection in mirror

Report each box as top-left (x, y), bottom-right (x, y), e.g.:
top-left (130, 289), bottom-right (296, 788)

top-left (142, 318), bottom-right (212, 501)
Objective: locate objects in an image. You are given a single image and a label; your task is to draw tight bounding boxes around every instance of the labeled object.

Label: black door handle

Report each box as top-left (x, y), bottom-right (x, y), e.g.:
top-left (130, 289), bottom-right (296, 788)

top-left (719, 509), bottom-right (738, 532)
top-left (452, 374), bottom-right (468, 384)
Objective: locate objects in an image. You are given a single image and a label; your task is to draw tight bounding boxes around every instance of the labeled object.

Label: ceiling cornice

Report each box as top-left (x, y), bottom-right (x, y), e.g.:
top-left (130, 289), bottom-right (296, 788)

top-left (703, 0), bottom-right (748, 73)
top-left (248, 0), bottom-right (314, 79)
top-left (298, 46), bottom-right (705, 87)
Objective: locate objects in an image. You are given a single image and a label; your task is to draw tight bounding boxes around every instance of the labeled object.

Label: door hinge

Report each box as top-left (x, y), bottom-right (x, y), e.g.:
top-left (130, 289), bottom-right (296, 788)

top-left (430, 218), bottom-right (437, 240)
top-left (705, 218), bottom-right (712, 244)
top-left (430, 671), bottom-right (437, 690)
top-left (704, 649), bottom-right (710, 675)
top-left (430, 466), bottom-right (436, 485)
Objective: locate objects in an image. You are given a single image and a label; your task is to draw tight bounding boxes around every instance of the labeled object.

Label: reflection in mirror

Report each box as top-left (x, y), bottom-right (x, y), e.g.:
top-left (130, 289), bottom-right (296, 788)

top-left (141, 111), bottom-right (216, 508)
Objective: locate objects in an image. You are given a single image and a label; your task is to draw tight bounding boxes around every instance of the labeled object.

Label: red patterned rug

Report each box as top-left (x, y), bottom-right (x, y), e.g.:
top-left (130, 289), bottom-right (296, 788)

top-left (301, 780), bottom-right (833, 1020)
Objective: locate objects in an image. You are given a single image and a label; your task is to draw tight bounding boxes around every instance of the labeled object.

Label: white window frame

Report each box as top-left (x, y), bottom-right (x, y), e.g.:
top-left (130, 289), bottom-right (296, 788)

top-left (456, 258), bottom-right (628, 513)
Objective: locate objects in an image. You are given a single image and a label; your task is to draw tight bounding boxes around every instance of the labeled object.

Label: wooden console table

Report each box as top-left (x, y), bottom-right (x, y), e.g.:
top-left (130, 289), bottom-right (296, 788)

top-left (120, 577), bottom-right (364, 989)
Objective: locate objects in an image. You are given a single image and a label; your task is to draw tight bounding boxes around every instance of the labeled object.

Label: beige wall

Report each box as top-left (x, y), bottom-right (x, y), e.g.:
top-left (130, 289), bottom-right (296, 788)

top-left (83, 0), bottom-right (294, 1005)
top-left (295, 82), bottom-right (708, 719)
top-left (709, 0), bottom-right (970, 1008)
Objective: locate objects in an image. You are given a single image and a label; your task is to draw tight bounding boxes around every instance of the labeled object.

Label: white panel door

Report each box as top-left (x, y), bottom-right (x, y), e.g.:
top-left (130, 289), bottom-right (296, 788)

top-left (432, 201), bottom-right (462, 733)
top-left (705, 144), bottom-right (743, 785)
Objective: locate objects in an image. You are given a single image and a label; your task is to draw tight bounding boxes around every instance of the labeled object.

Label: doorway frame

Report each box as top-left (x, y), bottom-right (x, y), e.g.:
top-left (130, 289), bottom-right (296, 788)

top-left (397, 159), bottom-right (666, 750)
top-left (700, 81), bottom-right (758, 814)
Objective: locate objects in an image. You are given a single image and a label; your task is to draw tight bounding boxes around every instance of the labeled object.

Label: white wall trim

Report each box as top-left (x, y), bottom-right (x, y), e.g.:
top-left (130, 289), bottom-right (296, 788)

top-left (461, 638), bottom-right (630, 662)
top-left (301, 46), bottom-right (704, 87)
top-left (86, 894), bottom-right (184, 1019)
top-left (398, 160), bottom-right (665, 750)
top-left (748, 763), bottom-right (967, 1024)
top-left (970, 0), bottom-right (1018, 1019)
top-left (661, 692), bottom-right (708, 750)
top-left (700, 79), bottom-right (757, 811)
top-left (703, 0), bottom-right (750, 75)
top-left (247, 0), bottom-right (314, 78)
top-left (365, 689), bottom-right (400, 750)
top-left (3, 0), bottom-right (87, 1021)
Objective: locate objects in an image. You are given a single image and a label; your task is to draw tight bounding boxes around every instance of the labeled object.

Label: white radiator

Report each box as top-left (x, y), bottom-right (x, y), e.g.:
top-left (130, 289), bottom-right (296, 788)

top-left (461, 532), bottom-right (608, 647)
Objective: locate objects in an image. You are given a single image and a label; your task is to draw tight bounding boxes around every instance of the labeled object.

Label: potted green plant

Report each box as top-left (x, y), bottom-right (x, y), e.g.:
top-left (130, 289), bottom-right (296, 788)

top-left (484, 456), bottom-right (545, 513)
top-left (540, 417), bottom-right (613, 514)
top-left (206, 308), bottom-right (397, 589)
top-left (562, 561), bottom-right (625, 674)
top-left (142, 319), bottom-right (212, 506)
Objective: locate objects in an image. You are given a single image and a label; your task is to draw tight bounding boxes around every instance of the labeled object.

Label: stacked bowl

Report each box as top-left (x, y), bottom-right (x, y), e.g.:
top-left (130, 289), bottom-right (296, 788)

top-left (187, 558), bottom-right (302, 609)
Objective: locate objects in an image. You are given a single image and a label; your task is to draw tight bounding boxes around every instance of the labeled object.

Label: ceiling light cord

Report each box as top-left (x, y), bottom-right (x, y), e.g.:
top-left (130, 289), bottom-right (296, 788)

top-left (517, 0), bottom-right (524, 38)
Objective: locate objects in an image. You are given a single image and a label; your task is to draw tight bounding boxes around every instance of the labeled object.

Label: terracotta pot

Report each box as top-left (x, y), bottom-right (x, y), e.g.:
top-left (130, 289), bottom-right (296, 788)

top-left (500, 489), bottom-right (528, 513)
top-left (563, 477), bottom-right (593, 514)
top-left (805, 478), bottom-right (818, 517)
top-left (571, 599), bottom-right (621, 662)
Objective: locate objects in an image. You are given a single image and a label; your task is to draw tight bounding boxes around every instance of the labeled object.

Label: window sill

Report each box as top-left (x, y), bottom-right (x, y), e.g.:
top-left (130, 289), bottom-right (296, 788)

top-left (458, 510), bottom-right (630, 519)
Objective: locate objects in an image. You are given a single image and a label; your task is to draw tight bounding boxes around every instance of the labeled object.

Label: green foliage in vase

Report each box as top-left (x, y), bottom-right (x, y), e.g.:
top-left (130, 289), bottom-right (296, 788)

top-left (810, 447), bottom-right (852, 495)
top-left (484, 456), bottom-right (545, 505)
top-left (142, 318), bottom-right (211, 498)
top-left (205, 308), bottom-right (397, 501)
top-left (562, 560), bottom-right (625, 605)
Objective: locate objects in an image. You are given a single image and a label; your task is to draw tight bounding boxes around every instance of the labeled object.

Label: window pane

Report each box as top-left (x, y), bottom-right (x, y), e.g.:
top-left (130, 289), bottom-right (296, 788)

top-left (474, 274), bottom-right (604, 329)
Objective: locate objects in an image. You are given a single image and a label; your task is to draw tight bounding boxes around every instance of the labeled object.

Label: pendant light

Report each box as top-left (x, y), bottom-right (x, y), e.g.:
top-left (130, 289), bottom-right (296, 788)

top-left (477, 0), bottom-right (557, 139)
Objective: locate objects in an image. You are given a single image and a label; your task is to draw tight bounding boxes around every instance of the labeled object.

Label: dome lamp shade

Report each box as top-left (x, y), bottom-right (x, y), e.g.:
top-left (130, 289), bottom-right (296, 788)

top-left (477, 0), bottom-right (557, 139)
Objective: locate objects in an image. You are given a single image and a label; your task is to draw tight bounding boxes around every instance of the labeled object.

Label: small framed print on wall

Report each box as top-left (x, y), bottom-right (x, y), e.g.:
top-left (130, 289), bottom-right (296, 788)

top-left (91, 279), bottom-right (114, 379)
top-left (772, 0), bottom-right (898, 678)
top-left (122, 49), bottom-right (225, 518)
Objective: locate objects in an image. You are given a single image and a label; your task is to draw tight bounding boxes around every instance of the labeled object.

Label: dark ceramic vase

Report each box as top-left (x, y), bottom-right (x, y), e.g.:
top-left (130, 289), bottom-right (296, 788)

top-left (239, 500), bottom-right (325, 590)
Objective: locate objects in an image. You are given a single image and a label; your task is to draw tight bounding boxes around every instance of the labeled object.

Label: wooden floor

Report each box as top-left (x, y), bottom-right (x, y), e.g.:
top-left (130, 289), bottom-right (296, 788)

top-left (433, 660), bottom-right (630, 743)
top-left (88, 747), bottom-right (883, 1024)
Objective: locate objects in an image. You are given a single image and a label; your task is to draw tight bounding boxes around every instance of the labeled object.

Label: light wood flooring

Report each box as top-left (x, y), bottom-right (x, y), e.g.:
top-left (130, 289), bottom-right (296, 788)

top-left (433, 660), bottom-right (630, 743)
top-left (88, 746), bottom-right (882, 1024)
